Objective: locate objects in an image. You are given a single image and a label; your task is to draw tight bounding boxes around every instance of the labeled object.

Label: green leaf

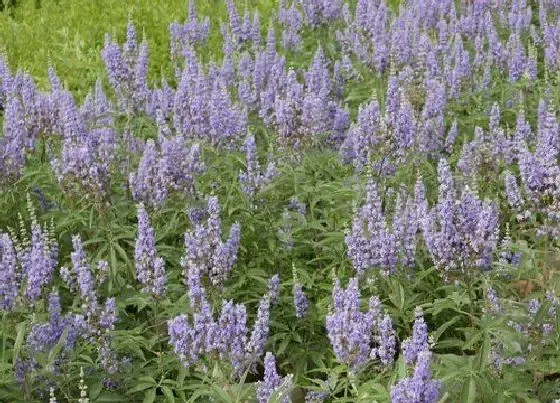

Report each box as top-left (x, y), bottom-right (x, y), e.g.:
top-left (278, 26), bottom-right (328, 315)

top-left (464, 377), bottom-right (477, 403)
top-left (143, 388), bottom-right (156, 403)
top-left (12, 322), bottom-right (26, 361)
top-left (127, 383), bottom-right (157, 395)
top-left (161, 386), bottom-right (175, 403)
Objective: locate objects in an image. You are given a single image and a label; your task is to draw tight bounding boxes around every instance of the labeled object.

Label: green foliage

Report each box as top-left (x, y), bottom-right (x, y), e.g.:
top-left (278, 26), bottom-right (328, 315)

top-left (0, 0), bottom-right (559, 402)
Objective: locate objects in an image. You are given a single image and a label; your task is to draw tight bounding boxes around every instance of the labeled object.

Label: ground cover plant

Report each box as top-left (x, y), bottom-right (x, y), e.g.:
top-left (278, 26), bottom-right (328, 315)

top-left (0, 0), bottom-right (559, 401)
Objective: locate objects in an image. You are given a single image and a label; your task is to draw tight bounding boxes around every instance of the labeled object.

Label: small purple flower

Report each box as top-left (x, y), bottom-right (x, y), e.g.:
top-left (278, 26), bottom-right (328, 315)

top-left (293, 282), bottom-right (309, 318)
top-left (504, 171), bottom-right (524, 209)
top-left (70, 235), bottom-right (98, 320)
top-left (390, 351), bottom-right (441, 403)
top-left (0, 233), bottom-right (18, 311)
top-left (135, 203), bottom-right (166, 296)
top-left (326, 277), bottom-right (391, 372)
top-left (183, 197), bottom-right (241, 286)
top-left (24, 223), bottom-right (57, 302)
top-left (402, 307), bottom-right (429, 364)
top-left (246, 295), bottom-right (271, 367)
top-left (256, 352), bottom-right (292, 403)
top-left (267, 275), bottom-right (281, 304)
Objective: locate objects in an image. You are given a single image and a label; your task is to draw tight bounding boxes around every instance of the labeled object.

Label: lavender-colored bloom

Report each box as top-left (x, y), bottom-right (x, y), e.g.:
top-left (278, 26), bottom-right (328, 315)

top-left (402, 307), bottom-right (429, 364)
top-left (288, 198), bottom-right (306, 215)
top-left (129, 139), bottom-right (168, 207)
top-left (0, 233), bottom-right (18, 311)
top-left (266, 23), bottom-right (277, 65)
top-left (246, 295), bottom-right (271, 366)
top-left (169, 0), bottom-right (210, 58)
top-left (135, 203), bottom-right (166, 296)
top-left (26, 293), bottom-right (85, 356)
top-left (422, 161), bottom-right (499, 273)
top-left (498, 233), bottom-right (522, 267)
top-left (326, 277), bottom-right (377, 372)
top-left (302, 0), bottom-right (343, 25)
top-left (0, 92), bottom-right (27, 184)
top-left (52, 91), bottom-right (113, 197)
top-left (489, 103), bottom-right (500, 133)
top-left (346, 181), bottom-right (411, 276)
top-left (373, 314), bottom-right (397, 365)
top-left (70, 235), bottom-right (98, 320)
top-left (239, 135), bottom-right (276, 197)
top-left (162, 136), bottom-right (204, 194)
top-left (341, 99), bottom-right (382, 169)
top-left (274, 69), bottom-right (303, 144)
top-left (293, 282), bottom-right (309, 318)
top-left (267, 274), bottom-right (281, 304)
top-left (99, 298), bottom-right (117, 331)
top-left (280, 1), bottom-right (303, 51)
top-left (217, 300), bottom-right (248, 372)
top-left (445, 120), bottom-right (458, 153)
top-left (305, 391), bottom-right (329, 402)
top-left (256, 352), bottom-right (293, 403)
top-left (183, 197), bottom-right (241, 286)
top-left (24, 223), bottom-right (57, 302)
top-left (208, 79), bottom-right (247, 147)
top-left (390, 351), bottom-right (441, 403)
top-left (169, 282), bottom-right (269, 373)
top-left (101, 22), bottom-right (149, 115)
top-left (526, 45), bottom-right (538, 80)
top-left (504, 171), bottom-right (524, 209)
top-left (507, 33), bottom-right (526, 82)
top-left (528, 298), bottom-right (540, 316)
top-left (301, 48), bottom-right (333, 137)
top-left (486, 287), bottom-right (501, 314)
top-left (225, 0), bottom-right (241, 38)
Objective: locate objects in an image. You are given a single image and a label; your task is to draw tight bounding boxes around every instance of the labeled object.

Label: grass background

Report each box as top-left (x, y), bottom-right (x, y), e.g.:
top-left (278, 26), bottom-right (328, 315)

top-left (0, 0), bottom-right (279, 97)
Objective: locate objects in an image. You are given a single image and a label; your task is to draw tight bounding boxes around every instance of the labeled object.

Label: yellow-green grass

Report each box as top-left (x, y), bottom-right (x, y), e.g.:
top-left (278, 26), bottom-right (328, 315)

top-left (0, 0), bottom-right (277, 97)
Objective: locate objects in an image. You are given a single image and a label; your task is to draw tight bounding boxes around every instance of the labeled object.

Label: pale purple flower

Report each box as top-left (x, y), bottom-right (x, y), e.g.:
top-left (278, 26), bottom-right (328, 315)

top-left (239, 135), bottom-right (277, 197)
top-left (183, 197), bottom-right (241, 286)
top-left (129, 139), bottom-right (168, 207)
top-left (135, 203), bottom-right (166, 296)
top-left (246, 295), bottom-right (271, 366)
top-left (504, 171), bottom-right (524, 209)
top-left (402, 308), bottom-right (429, 364)
top-left (257, 352), bottom-right (293, 403)
top-left (24, 223), bottom-right (57, 302)
top-left (70, 235), bottom-right (98, 320)
top-left (293, 282), bottom-right (309, 318)
top-left (0, 233), bottom-right (18, 311)
top-left (101, 22), bottom-right (150, 115)
top-left (267, 274), bottom-right (281, 304)
top-left (326, 277), bottom-right (384, 372)
top-left (390, 351), bottom-right (441, 403)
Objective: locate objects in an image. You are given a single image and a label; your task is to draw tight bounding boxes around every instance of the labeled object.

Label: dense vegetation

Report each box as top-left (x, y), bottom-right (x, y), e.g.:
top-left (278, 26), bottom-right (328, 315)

top-left (0, 0), bottom-right (559, 401)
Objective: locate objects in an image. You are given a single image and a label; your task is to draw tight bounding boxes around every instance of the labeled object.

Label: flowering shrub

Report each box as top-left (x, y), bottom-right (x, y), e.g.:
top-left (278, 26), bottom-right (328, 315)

top-left (0, 0), bottom-right (559, 401)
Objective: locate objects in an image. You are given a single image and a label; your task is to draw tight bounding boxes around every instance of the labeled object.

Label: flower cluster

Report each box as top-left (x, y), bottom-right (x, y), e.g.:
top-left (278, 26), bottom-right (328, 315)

top-left (256, 352), bottom-right (293, 403)
top-left (168, 271), bottom-right (271, 374)
top-left (421, 159), bottom-right (500, 275)
top-left (169, 0), bottom-right (210, 59)
top-left (326, 277), bottom-right (396, 372)
top-left (60, 235), bottom-right (117, 372)
top-left (346, 180), bottom-right (418, 276)
top-left (1, 207), bottom-right (59, 307)
top-left (135, 203), bottom-right (166, 296)
top-left (239, 134), bottom-right (277, 197)
top-left (390, 351), bottom-right (441, 403)
top-left (129, 136), bottom-right (204, 207)
top-left (101, 22), bottom-right (149, 115)
top-left (182, 196), bottom-right (241, 286)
